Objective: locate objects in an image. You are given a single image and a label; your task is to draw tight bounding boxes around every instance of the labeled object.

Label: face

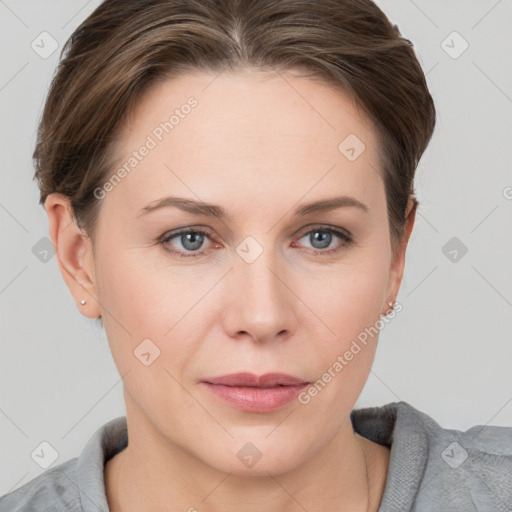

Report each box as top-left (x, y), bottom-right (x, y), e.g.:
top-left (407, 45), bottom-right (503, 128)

top-left (49, 68), bottom-right (412, 476)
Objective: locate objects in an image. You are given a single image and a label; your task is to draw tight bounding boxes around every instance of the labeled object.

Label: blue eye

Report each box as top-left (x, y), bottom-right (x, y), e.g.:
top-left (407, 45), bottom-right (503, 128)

top-left (159, 228), bottom-right (212, 258)
top-left (295, 227), bottom-right (353, 255)
top-left (158, 226), bottom-right (353, 258)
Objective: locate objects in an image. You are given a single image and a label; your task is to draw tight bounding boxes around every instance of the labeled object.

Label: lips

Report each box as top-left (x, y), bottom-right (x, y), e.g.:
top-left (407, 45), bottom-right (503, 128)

top-left (203, 372), bottom-right (308, 387)
top-left (201, 372), bottom-right (310, 412)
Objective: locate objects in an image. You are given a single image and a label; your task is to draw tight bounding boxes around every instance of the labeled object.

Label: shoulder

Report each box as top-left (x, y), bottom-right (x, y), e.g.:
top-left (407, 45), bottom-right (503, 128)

top-left (352, 401), bottom-right (512, 510)
top-left (0, 458), bottom-right (81, 512)
top-left (411, 404), bottom-right (512, 510)
top-left (0, 416), bottom-right (127, 512)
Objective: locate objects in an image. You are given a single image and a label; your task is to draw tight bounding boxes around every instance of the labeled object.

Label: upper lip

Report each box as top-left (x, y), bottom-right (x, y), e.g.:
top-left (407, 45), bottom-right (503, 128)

top-left (202, 372), bottom-right (308, 387)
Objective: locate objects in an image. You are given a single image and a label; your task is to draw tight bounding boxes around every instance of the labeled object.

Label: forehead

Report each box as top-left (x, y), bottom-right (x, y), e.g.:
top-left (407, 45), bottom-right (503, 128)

top-left (104, 69), bottom-right (384, 220)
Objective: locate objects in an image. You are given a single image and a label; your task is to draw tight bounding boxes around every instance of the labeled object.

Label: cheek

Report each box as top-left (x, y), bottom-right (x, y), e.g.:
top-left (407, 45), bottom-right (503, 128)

top-left (96, 257), bottom-right (162, 332)
top-left (94, 243), bottom-right (229, 383)
top-left (95, 253), bottom-right (203, 413)
top-left (298, 243), bottom-right (390, 380)
top-left (292, 264), bottom-right (389, 425)
top-left (94, 246), bottom-right (195, 365)
top-left (96, 240), bottom-right (198, 329)
top-left (314, 253), bottom-right (389, 337)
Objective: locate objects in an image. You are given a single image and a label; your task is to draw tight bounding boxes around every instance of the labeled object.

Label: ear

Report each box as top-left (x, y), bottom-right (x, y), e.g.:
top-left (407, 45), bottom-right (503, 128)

top-left (44, 193), bottom-right (101, 318)
top-left (383, 196), bottom-right (416, 314)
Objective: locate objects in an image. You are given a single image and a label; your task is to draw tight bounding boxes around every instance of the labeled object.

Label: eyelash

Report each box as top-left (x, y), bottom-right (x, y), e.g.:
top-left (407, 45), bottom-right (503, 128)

top-left (157, 225), bottom-right (354, 259)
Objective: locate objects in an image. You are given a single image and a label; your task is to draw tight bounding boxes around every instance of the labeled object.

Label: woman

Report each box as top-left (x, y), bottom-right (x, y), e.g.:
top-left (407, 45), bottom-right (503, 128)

top-left (1, 0), bottom-right (511, 510)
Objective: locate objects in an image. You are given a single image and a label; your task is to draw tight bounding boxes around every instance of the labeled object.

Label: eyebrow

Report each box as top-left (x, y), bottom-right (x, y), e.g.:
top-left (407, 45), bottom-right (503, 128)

top-left (136, 195), bottom-right (369, 219)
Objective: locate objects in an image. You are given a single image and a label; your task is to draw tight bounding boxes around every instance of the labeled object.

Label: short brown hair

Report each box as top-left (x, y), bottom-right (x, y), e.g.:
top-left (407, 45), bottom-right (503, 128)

top-left (34, 0), bottom-right (436, 258)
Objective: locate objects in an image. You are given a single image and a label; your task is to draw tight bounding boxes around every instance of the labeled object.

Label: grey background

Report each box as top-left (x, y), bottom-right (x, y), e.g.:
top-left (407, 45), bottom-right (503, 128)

top-left (1, 0), bottom-right (511, 495)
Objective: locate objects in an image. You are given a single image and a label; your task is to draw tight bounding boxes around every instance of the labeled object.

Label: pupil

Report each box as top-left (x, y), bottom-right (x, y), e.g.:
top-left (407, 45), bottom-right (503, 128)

top-left (312, 230), bottom-right (331, 249)
top-left (183, 232), bottom-right (203, 250)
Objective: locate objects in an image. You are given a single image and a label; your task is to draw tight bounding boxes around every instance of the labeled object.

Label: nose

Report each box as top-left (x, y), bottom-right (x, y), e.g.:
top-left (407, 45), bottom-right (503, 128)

top-left (221, 242), bottom-right (298, 344)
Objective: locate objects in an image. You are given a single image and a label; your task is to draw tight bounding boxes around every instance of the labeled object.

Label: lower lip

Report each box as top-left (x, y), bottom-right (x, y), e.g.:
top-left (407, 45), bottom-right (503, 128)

top-left (202, 382), bottom-right (309, 412)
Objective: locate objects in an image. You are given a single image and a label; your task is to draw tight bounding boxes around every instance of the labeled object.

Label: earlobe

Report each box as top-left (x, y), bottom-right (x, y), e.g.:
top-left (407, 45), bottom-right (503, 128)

top-left (44, 193), bottom-right (101, 318)
top-left (382, 197), bottom-right (417, 316)
top-left (403, 198), bottom-right (417, 244)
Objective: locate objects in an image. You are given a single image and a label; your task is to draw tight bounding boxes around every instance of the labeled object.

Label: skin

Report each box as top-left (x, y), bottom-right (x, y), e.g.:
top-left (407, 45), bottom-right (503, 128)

top-left (45, 68), bottom-right (415, 511)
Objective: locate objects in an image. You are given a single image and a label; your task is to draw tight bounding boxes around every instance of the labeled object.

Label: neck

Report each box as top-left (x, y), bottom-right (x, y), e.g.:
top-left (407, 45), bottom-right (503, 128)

top-left (105, 401), bottom-right (389, 512)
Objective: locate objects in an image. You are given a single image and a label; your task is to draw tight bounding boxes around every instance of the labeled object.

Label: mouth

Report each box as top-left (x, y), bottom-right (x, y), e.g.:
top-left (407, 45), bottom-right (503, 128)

top-left (201, 372), bottom-right (310, 412)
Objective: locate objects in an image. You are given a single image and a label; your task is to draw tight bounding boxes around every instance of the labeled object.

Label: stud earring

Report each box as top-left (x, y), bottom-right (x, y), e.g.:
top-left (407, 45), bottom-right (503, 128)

top-left (380, 300), bottom-right (395, 317)
top-left (80, 300), bottom-right (87, 305)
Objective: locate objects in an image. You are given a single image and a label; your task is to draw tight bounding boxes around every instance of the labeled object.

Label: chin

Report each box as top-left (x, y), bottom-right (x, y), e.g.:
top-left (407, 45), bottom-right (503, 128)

top-left (196, 436), bottom-right (310, 477)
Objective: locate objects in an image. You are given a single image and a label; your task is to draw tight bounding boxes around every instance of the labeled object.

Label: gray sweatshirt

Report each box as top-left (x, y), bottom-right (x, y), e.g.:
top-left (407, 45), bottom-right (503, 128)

top-left (1, 401), bottom-right (511, 511)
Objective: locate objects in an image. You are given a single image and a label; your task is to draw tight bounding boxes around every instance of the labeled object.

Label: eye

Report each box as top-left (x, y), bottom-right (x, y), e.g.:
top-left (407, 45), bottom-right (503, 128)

top-left (293, 226), bottom-right (354, 255)
top-left (157, 225), bottom-right (354, 258)
top-left (158, 228), bottom-right (214, 258)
